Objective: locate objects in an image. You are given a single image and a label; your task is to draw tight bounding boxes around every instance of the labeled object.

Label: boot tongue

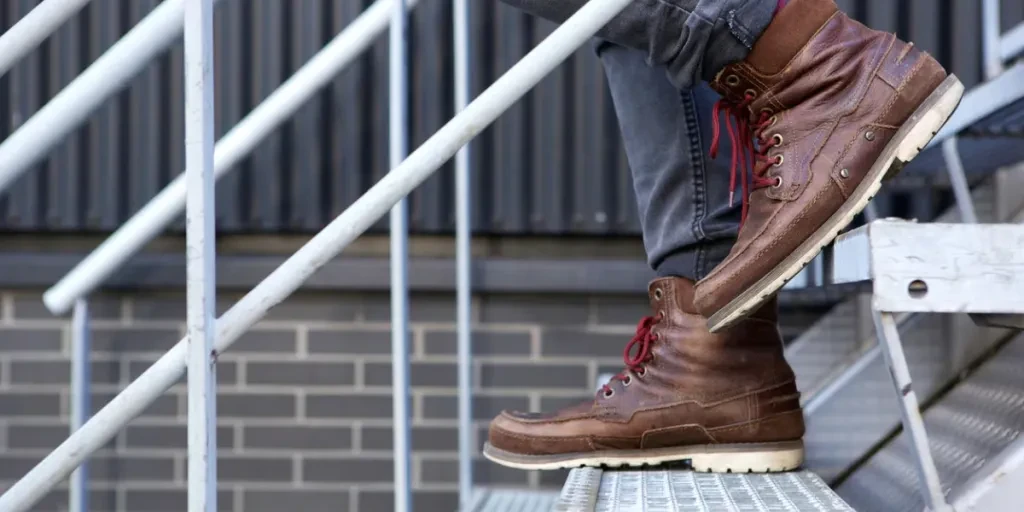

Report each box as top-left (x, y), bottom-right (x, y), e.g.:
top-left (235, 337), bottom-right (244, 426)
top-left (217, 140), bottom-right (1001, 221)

top-left (744, 0), bottom-right (839, 75)
top-left (648, 277), bottom-right (699, 326)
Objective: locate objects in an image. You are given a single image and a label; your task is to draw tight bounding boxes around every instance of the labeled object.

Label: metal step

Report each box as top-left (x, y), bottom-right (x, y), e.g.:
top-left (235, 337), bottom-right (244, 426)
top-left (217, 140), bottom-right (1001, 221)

top-left (550, 467), bottom-right (855, 511)
top-left (836, 334), bottom-right (1024, 512)
top-left (784, 175), bottom-right (1024, 482)
top-left (465, 488), bottom-right (561, 511)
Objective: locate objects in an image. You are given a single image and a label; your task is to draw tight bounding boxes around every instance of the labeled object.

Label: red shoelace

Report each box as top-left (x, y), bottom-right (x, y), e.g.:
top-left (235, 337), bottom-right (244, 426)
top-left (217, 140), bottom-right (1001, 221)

top-left (709, 93), bottom-right (782, 225)
top-left (600, 314), bottom-right (661, 397)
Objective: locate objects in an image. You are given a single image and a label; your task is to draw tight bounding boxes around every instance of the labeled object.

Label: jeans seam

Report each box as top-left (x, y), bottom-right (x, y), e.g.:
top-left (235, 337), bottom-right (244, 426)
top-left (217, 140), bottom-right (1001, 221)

top-left (728, 0), bottom-right (770, 49)
top-left (680, 88), bottom-right (709, 280)
top-left (655, 0), bottom-right (702, 78)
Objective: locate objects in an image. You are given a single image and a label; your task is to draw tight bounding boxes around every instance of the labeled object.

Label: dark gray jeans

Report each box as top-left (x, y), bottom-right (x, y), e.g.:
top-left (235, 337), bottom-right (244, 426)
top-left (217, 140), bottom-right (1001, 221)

top-left (499, 0), bottom-right (776, 89)
top-left (497, 0), bottom-right (776, 280)
top-left (599, 42), bottom-right (741, 280)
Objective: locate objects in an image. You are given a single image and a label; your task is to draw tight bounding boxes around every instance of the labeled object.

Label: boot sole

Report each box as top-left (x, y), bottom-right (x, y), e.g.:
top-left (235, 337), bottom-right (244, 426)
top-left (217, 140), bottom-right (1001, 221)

top-left (706, 73), bottom-right (965, 333)
top-left (482, 440), bottom-right (804, 473)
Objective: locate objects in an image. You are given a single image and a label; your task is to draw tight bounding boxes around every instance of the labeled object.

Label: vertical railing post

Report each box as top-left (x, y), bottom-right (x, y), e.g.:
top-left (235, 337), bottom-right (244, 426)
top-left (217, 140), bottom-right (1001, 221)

top-left (0, 2), bottom-right (635, 508)
top-left (453, 0), bottom-right (474, 507)
top-left (69, 299), bottom-right (91, 512)
top-left (981, 0), bottom-right (1003, 81)
top-left (390, 1), bottom-right (413, 511)
top-left (183, 0), bottom-right (218, 510)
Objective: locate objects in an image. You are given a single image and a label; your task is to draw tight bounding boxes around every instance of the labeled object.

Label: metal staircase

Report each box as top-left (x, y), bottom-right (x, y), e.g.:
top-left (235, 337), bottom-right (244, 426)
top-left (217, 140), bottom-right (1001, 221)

top-left (0, 1), bottom-right (1022, 512)
top-left (837, 333), bottom-right (1024, 511)
top-left (540, 194), bottom-right (1024, 511)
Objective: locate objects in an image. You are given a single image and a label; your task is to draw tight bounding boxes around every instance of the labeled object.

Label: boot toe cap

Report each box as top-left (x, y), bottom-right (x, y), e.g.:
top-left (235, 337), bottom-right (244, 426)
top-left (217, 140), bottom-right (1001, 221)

top-left (487, 409), bottom-right (594, 456)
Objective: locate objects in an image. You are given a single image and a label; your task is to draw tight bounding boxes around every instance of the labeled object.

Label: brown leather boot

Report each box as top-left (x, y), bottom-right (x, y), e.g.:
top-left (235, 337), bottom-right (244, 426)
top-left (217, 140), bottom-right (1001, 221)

top-left (693, 0), bottom-right (964, 332)
top-left (483, 277), bottom-right (804, 472)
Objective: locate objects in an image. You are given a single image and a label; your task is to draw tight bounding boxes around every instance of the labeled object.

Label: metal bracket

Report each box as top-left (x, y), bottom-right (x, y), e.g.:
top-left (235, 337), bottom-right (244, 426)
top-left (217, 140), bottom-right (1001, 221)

top-left (830, 219), bottom-right (1024, 512)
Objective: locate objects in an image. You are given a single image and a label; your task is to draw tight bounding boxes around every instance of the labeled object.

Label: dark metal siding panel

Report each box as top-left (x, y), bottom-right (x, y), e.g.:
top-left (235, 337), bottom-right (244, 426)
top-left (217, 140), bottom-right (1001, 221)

top-left (213, 0), bottom-right (246, 230)
top-left (1003, 0), bottom-right (1024, 33)
top-left (0, 0), bottom-right (1000, 235)
top-left (46, 7), bottom-right (84, 230)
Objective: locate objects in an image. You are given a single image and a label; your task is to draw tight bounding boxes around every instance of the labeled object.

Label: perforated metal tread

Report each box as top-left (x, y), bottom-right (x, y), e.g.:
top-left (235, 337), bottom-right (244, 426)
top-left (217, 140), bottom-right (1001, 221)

top-left (552, 468), bottom-right (854, 511)
top-left (466, 488), bottom-right (560, 511)
top-left (964, 96), bottom-right (1024, 137)
top-left (836, 334), bottom-right (1024, 512)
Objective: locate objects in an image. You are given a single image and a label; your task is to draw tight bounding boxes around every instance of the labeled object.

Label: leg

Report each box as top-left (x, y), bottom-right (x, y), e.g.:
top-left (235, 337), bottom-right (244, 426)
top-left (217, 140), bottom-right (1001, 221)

top-left (682, 0), bottom-right (964, 331)
top-left (497, 0), bottom-right (778, 89)
top-left (483, 47), bottom-right (804, 474)
top-left (596, 41), bottom-right (739, 280)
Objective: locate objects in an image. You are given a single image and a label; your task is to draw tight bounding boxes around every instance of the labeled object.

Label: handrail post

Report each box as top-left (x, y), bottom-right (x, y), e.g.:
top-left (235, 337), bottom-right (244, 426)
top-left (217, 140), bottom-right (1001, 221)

top-left (44, 0), bottom-right (421, 318)
top-left (0, 1), bottom-right (634, 508)
top-left (453, 0), bottom-right (474, 507)
top-left (183, 0), bottom-right (218, 510)
top-left (389, 1), bottom-right (413, 511)
top-left (981, 0), bottom-right (1002, 80)
top-left (69, 299), bottom-right (91, 512)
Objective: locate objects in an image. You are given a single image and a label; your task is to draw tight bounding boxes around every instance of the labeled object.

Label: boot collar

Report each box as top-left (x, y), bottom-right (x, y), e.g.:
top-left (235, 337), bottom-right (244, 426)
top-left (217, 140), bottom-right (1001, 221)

top-left (744, 0), bottom-right (839, 75)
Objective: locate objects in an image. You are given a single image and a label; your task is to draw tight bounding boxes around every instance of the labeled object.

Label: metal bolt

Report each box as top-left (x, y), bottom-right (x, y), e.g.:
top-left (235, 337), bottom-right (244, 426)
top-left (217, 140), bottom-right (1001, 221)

top-left (864, 131), bottom-right (875, 141)
top-left (839, 168), bottom-right (850, 178)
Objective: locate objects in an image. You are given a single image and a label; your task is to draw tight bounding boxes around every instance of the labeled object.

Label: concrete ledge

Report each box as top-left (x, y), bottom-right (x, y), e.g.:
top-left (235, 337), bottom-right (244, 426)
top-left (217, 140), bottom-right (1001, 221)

top-left (0, 252), bottom-right (854, 304)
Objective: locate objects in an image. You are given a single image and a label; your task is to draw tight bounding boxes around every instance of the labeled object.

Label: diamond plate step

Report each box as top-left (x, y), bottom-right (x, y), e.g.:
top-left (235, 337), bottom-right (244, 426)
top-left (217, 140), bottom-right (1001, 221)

top-left (837, 334), bottom-right (1024, 512)
top-left (552, 468), bottom-right (854, 511)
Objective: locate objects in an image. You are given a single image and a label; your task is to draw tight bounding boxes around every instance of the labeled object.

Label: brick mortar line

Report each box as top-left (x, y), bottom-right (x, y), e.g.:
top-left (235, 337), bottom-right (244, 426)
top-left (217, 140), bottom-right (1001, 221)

top-left (296, 325), bottom-right (309, 358)
top-left (1, 293), bottom-right (13, 324)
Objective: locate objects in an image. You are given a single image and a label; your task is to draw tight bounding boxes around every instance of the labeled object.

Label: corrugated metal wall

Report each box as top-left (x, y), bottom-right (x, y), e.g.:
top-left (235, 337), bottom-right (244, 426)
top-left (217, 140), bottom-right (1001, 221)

top-left (0, 0), bottom-right (1019, 235)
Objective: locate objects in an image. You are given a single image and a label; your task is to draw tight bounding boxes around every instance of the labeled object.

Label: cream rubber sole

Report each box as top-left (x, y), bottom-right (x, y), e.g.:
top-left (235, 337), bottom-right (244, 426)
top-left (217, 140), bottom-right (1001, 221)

top-left (482, 440), bottom-right (804, 473)
top-left (706, 74), bottom-right (966, 333)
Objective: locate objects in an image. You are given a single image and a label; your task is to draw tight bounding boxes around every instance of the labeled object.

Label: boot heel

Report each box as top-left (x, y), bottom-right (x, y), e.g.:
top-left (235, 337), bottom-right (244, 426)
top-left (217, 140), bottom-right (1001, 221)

top-left (689, 440), bottom-right (805, 474)
top-left (893, 74), bottom-right (965, 165)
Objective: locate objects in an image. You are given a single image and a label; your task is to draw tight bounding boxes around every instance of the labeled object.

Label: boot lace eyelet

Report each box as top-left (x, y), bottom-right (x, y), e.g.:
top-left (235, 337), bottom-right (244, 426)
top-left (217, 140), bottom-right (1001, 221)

top-left (772, 134), bottom-right (784, 146)
top-left (768, 115), bottom-right (778, 127)
top-left (622, 376), bottom-right (632, 387)
top-left (604, 389), bottom-right (614, 398)
top-left (637, 367), bottom-right (646, 378)
top-left (725, 74), bottom-right (740, 86)
top-left (743, 88), bottom-right (756, 99)
top-left (773, 154), bottom-right (785, 167)
top-left (653, 288), bottom-right (663, 300)
top-left (772, 176), bottom-right (783, 188)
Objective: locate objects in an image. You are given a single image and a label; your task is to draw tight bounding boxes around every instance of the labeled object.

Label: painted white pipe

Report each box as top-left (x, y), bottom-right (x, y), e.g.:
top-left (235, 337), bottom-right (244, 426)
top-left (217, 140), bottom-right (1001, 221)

top-left (453, 0), bottom-right (474, 507)
top-left (388, 1), bottom-right (412, 511)
top-left (0, 0), bottom-right (204, 197)
top-left (43, 0), bottom-right (420, 316)
top-left (182, 0), bottom-right (218, 510)
top-left (0, 0), bottom-right (93, 76)
top-left (68, 299), bottom-right (91, 512)
top-left (0, 1), bottom-right (633, 509)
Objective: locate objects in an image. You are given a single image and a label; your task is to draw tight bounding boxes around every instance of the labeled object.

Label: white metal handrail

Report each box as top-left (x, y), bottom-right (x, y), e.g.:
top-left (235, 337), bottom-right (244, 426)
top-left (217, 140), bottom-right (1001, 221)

top-left (0, 0), bottom-right (92, 76)
top-left (43, 0), bottom-right (420, 316)
top-left (0, 0), bottom-right (214, 197)
top-left (0, 1), bottom-right (634, 511)
top-left (0, 1), bottom-right (420, 510)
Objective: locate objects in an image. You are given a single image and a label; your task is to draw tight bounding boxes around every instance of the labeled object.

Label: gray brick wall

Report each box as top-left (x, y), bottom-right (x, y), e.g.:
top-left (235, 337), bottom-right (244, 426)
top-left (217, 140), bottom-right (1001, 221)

top-left (0, 289), bottom-right (815, 511)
